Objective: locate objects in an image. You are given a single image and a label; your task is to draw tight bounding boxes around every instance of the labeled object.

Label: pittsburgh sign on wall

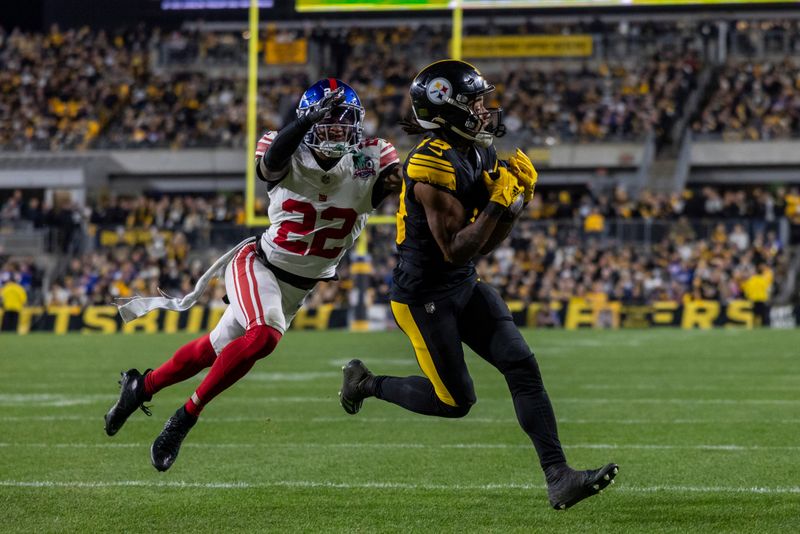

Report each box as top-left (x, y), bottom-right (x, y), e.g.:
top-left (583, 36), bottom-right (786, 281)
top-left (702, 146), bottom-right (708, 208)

top-left (0, 300), bottom-right (792, 334)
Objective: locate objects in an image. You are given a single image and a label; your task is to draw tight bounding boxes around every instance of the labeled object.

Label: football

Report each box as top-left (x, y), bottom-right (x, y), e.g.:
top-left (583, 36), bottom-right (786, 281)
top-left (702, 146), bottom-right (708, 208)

top-left (506, 194), bottom-right (525, 219)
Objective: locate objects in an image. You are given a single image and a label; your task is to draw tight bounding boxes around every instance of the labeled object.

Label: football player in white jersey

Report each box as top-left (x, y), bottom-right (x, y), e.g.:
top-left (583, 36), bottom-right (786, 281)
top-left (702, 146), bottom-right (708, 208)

top-left (104, 79), bottom-right (401, 471)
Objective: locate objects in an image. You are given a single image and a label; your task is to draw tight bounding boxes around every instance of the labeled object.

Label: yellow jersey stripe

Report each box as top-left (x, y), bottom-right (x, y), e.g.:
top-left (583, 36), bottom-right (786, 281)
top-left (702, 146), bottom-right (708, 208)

top-left (408, 158), bottom-right (455, 174)
top-left (406, 163), bottom-right (457, 191)
top-left (395, 178), bottom-right (407, 244)
top-left (390, 301), bottom-right (457, 407)
top-left (410, 153), bottom-right (454, 169)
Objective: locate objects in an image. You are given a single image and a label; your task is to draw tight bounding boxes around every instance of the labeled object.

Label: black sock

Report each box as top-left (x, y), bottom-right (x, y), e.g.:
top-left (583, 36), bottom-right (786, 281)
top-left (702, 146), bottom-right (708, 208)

top-left (502, 357), bottom-right (568, 470)
top-left (373, 375), bottom-right (464, 417)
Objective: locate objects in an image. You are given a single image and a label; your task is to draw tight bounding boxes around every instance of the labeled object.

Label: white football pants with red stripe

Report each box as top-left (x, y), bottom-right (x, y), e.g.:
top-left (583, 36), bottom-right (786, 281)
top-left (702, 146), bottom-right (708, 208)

top-left (209, 242), bottom-right (310, 354)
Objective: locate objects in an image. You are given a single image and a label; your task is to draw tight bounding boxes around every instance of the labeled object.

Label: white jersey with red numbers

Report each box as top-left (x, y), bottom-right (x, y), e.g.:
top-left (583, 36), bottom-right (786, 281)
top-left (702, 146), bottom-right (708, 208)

top-left (254, 132), bottom-right (399, 280)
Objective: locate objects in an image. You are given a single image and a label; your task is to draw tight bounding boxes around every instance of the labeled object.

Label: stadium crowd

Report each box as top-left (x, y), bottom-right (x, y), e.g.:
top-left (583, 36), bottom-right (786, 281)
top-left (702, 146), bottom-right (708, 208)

top-left (475, 224), bottom-right (782, 312)
top-left (1, 19), bottom-right (799, 316)
top-left (693, 58), bottom-right (800, 141)
top-left (41, 236), bottom-right (229, 309)
top-left (0, 190), bottom-right (246, 230)
top-left (1, 185), bottom-right (795, 312)
top-left (4, 185), bottom-right (799, 236)
top-left (4, 19), bottom-right (800, 150)
top-left (1, 24), bottom-right (705, 151)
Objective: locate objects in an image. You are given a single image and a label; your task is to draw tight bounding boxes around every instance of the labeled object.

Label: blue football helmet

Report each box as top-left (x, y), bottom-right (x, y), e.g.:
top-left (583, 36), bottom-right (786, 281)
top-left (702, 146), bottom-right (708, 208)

top-left (297, 78), bottom-right (364, 158)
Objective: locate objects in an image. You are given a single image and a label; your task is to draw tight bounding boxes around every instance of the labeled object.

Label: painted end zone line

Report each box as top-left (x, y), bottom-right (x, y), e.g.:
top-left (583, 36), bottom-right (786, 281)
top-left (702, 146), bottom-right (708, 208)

top-left (0, 480), bottom-right (798, 495)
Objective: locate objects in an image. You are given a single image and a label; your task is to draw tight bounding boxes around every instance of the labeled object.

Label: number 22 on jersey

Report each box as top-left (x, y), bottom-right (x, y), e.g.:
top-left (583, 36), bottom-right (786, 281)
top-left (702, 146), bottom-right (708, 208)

top-left (273, 199), bottom-right (358, 259)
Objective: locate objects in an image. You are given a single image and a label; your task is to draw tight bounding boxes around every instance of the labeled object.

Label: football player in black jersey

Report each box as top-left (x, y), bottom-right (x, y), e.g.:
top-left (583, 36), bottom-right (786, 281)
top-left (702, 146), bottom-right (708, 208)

top-left (339, 60), bottom-right (618, 510)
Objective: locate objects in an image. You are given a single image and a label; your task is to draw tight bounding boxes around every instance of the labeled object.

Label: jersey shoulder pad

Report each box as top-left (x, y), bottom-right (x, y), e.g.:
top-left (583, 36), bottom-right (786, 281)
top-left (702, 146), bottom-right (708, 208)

top-left (378, 139), bottom-right (400, 171)
top-left (360, 138), bottom-right (400, 171)
top-left (255, 130), bottom-right (277, 159)
top-left (405, 137), bottom-right (456, 191)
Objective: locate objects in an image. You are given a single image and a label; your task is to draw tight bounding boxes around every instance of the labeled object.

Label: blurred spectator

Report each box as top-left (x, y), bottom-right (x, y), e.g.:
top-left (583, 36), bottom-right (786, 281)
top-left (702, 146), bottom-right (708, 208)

top-left (583, 207), bottom-right (605, 234)
top-left (741, 262), bottom-right (773, 325)
top-left (0, 262), bottom-right (28, 311)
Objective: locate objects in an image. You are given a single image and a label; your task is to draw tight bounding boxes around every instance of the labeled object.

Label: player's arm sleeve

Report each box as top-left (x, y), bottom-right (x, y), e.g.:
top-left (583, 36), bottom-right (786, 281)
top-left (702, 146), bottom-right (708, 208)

top-left (370, 140), bottom-right (401, 208)
top-left (254, 131), bottom-right (282, 184)
top-left (256, 115), bottom-right (314, 185)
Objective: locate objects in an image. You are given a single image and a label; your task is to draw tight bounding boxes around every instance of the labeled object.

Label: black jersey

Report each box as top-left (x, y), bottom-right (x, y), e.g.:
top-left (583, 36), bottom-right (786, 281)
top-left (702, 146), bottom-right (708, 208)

top-left (391, 135), bottom-right (499, 303)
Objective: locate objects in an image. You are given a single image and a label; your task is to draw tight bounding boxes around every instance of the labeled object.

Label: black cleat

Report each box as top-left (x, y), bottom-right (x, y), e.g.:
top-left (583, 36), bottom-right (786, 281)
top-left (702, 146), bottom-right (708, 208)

top-left (151, 406), bottom-right (197, 472)
top-left (104, 368), bottom-right (153, 436)
top-left (546, 463), bottom-right (619, 510)
top-left (339, 359), bottom-right (374, 415)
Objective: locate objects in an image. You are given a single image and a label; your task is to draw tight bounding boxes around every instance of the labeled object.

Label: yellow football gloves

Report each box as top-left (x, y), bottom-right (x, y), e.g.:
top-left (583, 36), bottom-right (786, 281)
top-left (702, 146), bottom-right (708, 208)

top-left (483, 166), bottom-right (523, 208)
top-left (507, 148), bottom-right (538, 203)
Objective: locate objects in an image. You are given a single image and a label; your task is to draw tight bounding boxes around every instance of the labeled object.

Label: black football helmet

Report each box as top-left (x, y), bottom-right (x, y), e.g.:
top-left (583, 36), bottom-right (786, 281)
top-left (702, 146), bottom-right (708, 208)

top-left (409, 59), bottom-right (505, 147)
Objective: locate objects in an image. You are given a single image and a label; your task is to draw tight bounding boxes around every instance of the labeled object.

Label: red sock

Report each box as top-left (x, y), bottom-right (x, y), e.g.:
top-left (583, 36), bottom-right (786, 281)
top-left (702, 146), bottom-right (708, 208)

top-left (144, 333), bottom-right (217, 397)
top-left (184, 325), bottom-right (281, 417)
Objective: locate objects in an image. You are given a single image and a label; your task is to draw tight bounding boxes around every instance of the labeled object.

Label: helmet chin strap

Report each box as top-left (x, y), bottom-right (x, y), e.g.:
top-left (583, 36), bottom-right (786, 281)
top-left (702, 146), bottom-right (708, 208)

top-left (449, 125), bottom-right (494, 148)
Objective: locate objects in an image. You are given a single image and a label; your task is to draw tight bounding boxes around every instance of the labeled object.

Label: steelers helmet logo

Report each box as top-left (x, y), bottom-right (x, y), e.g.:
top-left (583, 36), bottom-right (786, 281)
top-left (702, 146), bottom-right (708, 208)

top-left (426, 77), bottom-right (452, 105)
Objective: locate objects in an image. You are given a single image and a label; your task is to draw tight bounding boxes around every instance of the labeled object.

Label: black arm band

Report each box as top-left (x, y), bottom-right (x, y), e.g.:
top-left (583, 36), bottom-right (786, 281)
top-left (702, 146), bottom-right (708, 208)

top-left (262, 115), bottom-right (314, 172)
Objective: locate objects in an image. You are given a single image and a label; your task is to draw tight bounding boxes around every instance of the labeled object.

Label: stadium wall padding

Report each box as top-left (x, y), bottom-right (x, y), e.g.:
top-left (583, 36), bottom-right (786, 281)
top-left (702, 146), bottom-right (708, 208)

top-left (0, 300), bottom-right (795, 334)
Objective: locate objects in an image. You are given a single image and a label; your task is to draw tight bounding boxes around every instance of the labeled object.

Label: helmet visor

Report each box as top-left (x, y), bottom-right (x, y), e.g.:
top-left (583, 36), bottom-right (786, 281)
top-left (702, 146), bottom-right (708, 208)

top-left (318, 106), bottom-right (360, 127)
top-left (307, 105), bottom-right (363, 157)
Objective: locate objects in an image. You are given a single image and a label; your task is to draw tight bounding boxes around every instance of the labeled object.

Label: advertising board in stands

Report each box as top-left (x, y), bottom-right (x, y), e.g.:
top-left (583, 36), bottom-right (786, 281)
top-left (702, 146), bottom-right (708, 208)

top-left (296, 0), bottom-right (799, 11)
top-left (460, 35), bottom-right (592, 58)
top-left (1, 300), bottom-right (793, 334)
top-left (265, 37), bottom-right (308, 64)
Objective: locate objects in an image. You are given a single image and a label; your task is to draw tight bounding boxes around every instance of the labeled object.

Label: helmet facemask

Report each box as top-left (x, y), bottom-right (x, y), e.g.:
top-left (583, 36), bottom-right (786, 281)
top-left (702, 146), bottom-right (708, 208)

top-left (302, 104), bottom-right (364, 158)
top-left (451, 97), bottom-right (507, 148)
top-left (415, 88), bottom-right (506, 148)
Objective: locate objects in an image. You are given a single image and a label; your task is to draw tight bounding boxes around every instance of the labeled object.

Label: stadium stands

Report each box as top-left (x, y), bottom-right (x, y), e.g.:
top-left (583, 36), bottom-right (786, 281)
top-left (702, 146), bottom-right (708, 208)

top-left (1, 186), bottom-right (793, 311)
top-left (693, 58), bottom-right (800, 141)
top-left (1, 15), bottom-right (799, 326)
top-left (1, 24), bottom-right (703, 151)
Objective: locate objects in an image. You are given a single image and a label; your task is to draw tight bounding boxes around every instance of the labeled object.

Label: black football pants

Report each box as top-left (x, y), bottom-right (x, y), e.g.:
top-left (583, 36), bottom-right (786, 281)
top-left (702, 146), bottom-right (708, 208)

top-left (376, 281), bottom-right (567, 469)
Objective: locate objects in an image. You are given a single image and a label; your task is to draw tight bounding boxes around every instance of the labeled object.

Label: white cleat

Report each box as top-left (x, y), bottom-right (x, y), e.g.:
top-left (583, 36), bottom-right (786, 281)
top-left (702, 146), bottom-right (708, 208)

top-left (613, 467), bottom-right (619, 475)
top-left (610, 479), bottom-right (615, 485)
top-left (593, 484), bottom-right (600, 490)
top-left (604, 474), bottom-right (610, 480)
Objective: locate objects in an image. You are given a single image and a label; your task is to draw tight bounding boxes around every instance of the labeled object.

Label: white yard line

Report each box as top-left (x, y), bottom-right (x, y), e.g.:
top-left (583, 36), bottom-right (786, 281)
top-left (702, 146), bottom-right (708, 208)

top-left (0, 442), bottom-right (797, 451)
top-left (243, 372), bottom-right (340, 382)
top-left (0, 479), bottom-right (798, 495)
top-left (2, 415), bottom-right (799, 424)
top-left (580, 384), bottom-right (800, 392)
top-left (2, 394), bottom-right (798, 407)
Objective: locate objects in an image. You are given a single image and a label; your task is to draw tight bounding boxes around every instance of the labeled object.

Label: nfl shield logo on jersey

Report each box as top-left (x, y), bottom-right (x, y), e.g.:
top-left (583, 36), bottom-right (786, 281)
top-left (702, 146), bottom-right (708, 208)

top-left (425, 302), bottom-right (436, 314)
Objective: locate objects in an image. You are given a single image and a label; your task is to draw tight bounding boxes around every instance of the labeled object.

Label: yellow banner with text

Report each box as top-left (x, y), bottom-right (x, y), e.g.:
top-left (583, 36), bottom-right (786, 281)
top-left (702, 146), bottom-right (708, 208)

top-left (0, 299), bottom-right (783, 334)
top-left (459, 35), bottom-right (593, 59)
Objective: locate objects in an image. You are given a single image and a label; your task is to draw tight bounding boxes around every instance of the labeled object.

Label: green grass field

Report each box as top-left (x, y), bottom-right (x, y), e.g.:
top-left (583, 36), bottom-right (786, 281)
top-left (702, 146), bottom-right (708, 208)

top-left (1, 328), bottom-right (799, 533)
